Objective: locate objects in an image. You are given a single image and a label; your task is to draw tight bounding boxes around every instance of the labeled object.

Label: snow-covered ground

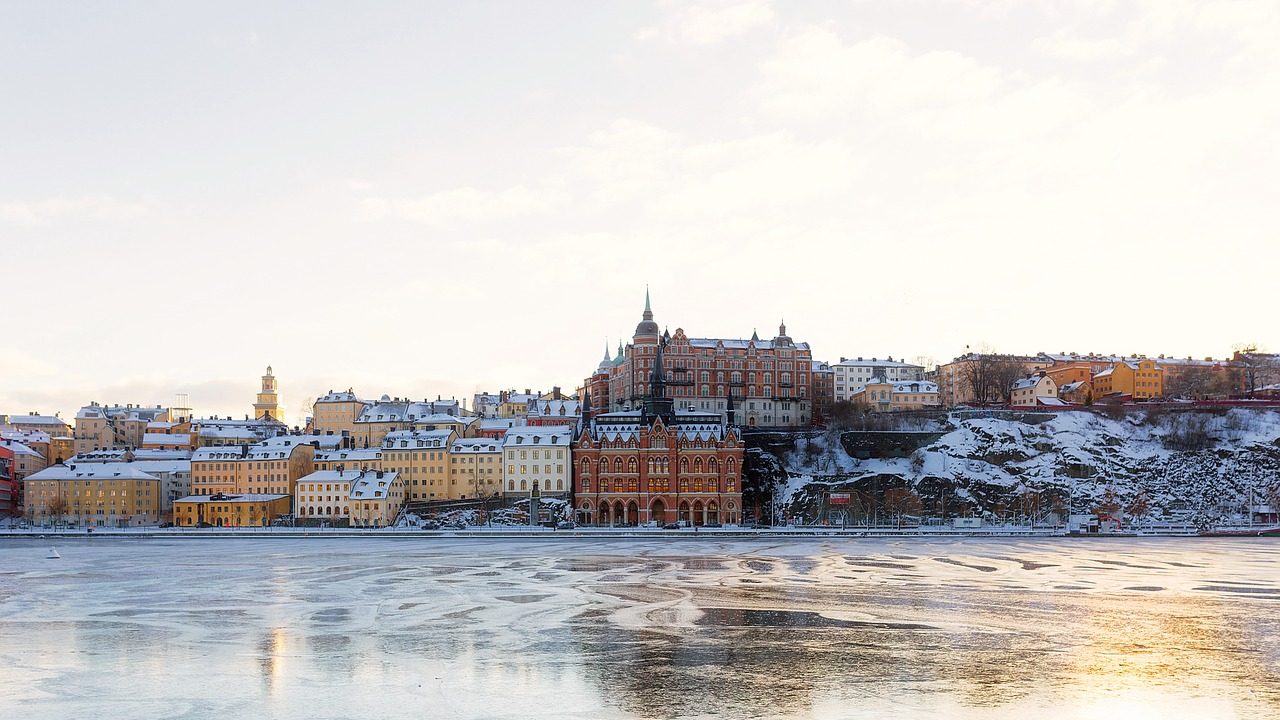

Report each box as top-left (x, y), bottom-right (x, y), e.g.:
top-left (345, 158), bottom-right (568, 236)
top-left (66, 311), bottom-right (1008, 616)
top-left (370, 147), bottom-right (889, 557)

top-left (776, 409), bottom-right (1280, 521)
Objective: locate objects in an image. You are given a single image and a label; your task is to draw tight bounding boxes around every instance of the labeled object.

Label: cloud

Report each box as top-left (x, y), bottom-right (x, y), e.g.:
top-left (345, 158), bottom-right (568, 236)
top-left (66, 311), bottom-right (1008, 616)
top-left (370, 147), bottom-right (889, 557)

top-left (636, 0), bottom-right (775, 45)
top-left (0, 195), bottom-right (158, 227)
top-left (1032, 29), bottom-right (1137, 62)
top-left (359, 184), bottom-right (567, 226)
top-left (757, 28), bottom-right (1003, 119)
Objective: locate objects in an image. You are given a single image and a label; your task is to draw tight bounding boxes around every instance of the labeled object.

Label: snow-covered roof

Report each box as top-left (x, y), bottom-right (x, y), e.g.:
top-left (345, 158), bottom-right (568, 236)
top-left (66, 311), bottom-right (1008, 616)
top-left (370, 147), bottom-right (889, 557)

top-left (133, 448), bottom-right (192, 461)
top-left (527, 399), bottom-right (581, 418)
top-left (260, 434), bottom-right (343, 450)
top-left (356, 401), bottom-right (464, 424)
top-left (1036, 397), bottom-right (1068, 406)
top-left (479, 418), bottom-right (523, 430)
top-left (315, 389), bottom-right (364, 404)
top-left (687, 337), bottom-right (811, 351)
top-left (1, 429), bottom-right (51, 444)
top-left (834, 357), bottom-right (922, 369)
top-left (503, 426), bottom-right (573, 447)
top-left (1059, 381), bottom-right (1088, 393)
top-left (0, 439), bottom-right (41, 457)
top-left (382, 429), bottom-right (453, 448)
top-left (451, 438), bottom-right (501, 454)
top-left (349, 470), bottom-right (399, 500)
top-left (6, 414), bottom-right (69, 427)
top-left (143, 432), bottom-right (187, 445)
top-left (314, 448), bottom-right (383, 464)
top-left (27, 465), bottom-right (160, 482)
top-left (891, 380), bottom-right (939, 393)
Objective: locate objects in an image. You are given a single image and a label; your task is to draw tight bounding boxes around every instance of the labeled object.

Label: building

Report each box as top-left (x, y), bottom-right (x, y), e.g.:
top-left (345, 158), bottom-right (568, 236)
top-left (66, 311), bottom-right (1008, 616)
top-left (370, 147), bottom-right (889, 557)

top-left (353, 397), bottom-right (468, 448)
top-left (476, 418), bottom-right (523, 439)
top-left (189, 435), bottom-right (326, 502)
top-left (0, 445), bottom-right (13, 516)
top-left (313, 447), bottom-right (383, 472)
top-left (1059, 380), bottom-right (1092, 405)
top-left (1, 413), bottom-right (72, 437)
top-left (502, 426), bottom-right (573, 497)
top-left (173, 493), bottom-right (292, 527)
top-left (192, 416), bottom-right (286, 447)
top-left (348, 470), bottom-right (405, 527)
top-left (1010, 373), bottom-right (1060, 408)
top-left (831, 357), bottom-right (924, 401)
top-left (73, 403), bottom-right (171, 454)
top-left (586, 291), bottom-right (813, 427)
top-left (526, 399), bottom-right (581, 428)
top-left (1, 438), bottom-right (47, 512)
top-left (1093, 359), bottom-right (1164, 401)
top-left (23, 464), bottom-right (162, 527)
top-left (810, 361), bottom-right (834, 426)
top-left (63, 451), bottom-right (192, 521)
top-left (295, 468), bottom-right (405, 527)
top-left (254, 366), bottom-right (283, 422)
top-left (935, 353), bottom-right (1050, 406)
top-left (449, 438), bottom-right (503, 500)
top-left (573, 336), bottom-right (745, 526)
top-left (142, 420), bottom-right (195, 450)
top-left (380, 429), bottom-right (456, 502)
top-left (311, 389), bottom-right (367, 437)
top-left (850, 379), bottom-right (942, 412)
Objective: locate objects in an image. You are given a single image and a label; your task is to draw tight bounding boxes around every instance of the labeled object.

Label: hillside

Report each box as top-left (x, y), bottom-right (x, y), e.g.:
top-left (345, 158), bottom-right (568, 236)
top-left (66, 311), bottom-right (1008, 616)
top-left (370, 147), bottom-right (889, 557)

top-left (751, 409), bottom-right (1280, 525)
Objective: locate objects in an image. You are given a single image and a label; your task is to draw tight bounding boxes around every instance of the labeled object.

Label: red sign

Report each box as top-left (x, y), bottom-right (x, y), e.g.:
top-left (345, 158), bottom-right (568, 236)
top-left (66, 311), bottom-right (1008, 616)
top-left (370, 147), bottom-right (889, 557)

top-left (829, 493), bottom-right (851, 505)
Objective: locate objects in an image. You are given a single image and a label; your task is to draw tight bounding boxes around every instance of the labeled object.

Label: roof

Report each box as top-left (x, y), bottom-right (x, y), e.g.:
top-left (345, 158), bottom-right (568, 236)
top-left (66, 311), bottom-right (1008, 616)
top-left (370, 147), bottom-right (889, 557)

top-left (503, 426), bottom-right (573, 447)
top-left (315, 390), bottom-right (365, 404)
top-left (0, 439), bottom-right (41, 457)
top-left (314, 448), bottom-right (383, 463)
top-left (1, 429), bottom-right (51, 444)
top-left (1059, 381), bottom-right (1088, 392)
top-left (451, 438), bottom-right (502, 453)
top-left (26, 464), bottom-right (160, 482)
top-left (356, 400), bottom-right (462, 423)
top-left (834, 358), bottom-right (923, 369)
top-left (383, 429), bottom-right (453, 448)
top-left (174, 493), bottom-right (289, 504)
top-left (349, 470), bottom-right (400, 500)
top-left (143, 432), bottom-right (187, 445)
top-left (891, 380), bottom-right (939, 393)
top-left (6, 415), bottom-right (69, 427)
top-left (527, 399), bottom-right (581, 418)
top-left (686, 337), bottom-right (811, 351)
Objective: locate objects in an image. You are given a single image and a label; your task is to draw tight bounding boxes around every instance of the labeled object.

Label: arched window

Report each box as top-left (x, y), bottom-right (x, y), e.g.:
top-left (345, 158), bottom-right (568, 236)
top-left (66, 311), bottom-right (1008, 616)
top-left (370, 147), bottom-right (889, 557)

top-left (709, 457), bottom-right (718, 473)
top-left (521, 480), bottom-right (527, 490)
top-left (727, 457), bottom-right (736, 476)
top-left (599, 458), bottom-right (607, 473)
top-left (627, 457), bottom-right (637, 473)
top-left (694, 457), bottom-right (703, 473)
top-left (680, 457), bottom-right (689, 473)
top-left (613, 457), bottom-right (623, 472)
top-left (581, 459), bottom-right (591, 477)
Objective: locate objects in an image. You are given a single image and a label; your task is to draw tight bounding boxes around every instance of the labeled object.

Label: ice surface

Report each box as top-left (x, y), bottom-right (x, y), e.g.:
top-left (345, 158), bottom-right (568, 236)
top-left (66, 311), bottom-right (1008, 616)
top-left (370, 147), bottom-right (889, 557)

top-left (1, 537), bottom-right (1279, 719)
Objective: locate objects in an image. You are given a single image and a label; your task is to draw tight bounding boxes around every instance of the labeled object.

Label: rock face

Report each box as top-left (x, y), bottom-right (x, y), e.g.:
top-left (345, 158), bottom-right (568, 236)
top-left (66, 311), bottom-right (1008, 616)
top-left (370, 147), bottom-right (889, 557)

top-left (744, 409), bottom-right (1280, 524)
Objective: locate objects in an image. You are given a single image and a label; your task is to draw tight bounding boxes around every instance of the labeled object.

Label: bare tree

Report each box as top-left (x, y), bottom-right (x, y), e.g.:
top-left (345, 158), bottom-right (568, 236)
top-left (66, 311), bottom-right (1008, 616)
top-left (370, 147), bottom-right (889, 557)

top-left (884, 487), bottom-right (921, 528)
top-left (46, 496), bottom-right (68, 526)
top-left (1233, 344), bottom-right (1280, 396)
top-left (1127, 492), bottom-right (1152, 528)
top-left (1093, 487), bottom-right (1122, 519)
top-left (960, 347), bottom-right (1030, 405)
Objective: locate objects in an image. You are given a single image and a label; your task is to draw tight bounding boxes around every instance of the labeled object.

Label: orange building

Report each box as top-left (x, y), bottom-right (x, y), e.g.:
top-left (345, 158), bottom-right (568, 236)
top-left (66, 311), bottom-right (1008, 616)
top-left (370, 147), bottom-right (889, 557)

top-left (1092, 359), bottom-right (1164, 401)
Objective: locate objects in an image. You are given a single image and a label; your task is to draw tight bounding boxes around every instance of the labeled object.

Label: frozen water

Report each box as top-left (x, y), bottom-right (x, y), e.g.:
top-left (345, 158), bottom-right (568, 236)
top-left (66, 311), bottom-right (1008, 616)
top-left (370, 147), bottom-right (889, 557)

top-left (1, 537), bottom-right (1279, 719)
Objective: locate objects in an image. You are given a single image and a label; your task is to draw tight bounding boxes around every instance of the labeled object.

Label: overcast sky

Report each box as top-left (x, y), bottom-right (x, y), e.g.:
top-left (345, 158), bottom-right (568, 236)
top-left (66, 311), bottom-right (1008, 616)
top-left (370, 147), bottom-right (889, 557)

top-left (2, 0), bottom-right (1277, 426)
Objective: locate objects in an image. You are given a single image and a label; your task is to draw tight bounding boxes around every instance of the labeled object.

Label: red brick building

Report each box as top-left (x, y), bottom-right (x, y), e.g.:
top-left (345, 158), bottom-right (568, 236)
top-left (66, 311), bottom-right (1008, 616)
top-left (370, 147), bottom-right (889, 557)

top-left (585, 291), bottom-right (813, 428)
top-left (0, 445), bottom-right (15, 517)
top-left (574, 338), bottom-right (744, 526)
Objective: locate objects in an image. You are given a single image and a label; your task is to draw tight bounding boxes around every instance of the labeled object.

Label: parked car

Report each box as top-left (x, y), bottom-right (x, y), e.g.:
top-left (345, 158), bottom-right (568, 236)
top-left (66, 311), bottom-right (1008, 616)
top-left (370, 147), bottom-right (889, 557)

top-left (442, 520), bottom-right (466, 530)
top-left (420, 520), bottom-right (441, 531)
top-left (662, 522), bottom-right (681, 530)
top-left (556, 521), bottom-right (576, 530)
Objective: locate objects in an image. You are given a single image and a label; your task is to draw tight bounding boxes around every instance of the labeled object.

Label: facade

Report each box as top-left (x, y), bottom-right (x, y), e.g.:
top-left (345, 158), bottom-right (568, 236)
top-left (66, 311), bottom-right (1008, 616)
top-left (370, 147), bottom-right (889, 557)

top-left (526, 399), bottom-right (582, 428)
top-left (831, 357), bottom-right (925, 401)
top-left (254, 366), bottom-right (283, 421)
top-left (1, 438), bottom-right (47, 512)
top-left (574, 336), bottom-right (745, 526)
top-left (295, 468), bottom-right (404, 526)
top-left (502, 426), bottom-right (572, 497)
top-left (353, 397), bottom-right (468, 448)
top-left (850, 379), bottom-right (941, 412)
top-left (192, 417), bottom-right (286, 447)
top-left (63, 452), bottom-right (192, 521)
top-left (477, 418), bottom-right (522, 439)
top-left (449, 438), bottom-right (503, 500)
top-left (1010, 373), bottom-right (1060, 408)
top-left (313, 447), bottom-right (383, 472)
top-left (1093, 359), bottom-right (1164, 401)
top-left (380, 429), bottom-right (456, 502)
top-left (311, 389), bottom-right (367, 437)
top-left (1059, 380), bottom-right (1092, 405)
top-left (0, 446), bottom-right (13, 516)
top-left (586, 292), bottom-right (812, 427)
top-left (1, 413), bottom-right (72, 437)
top-left (189, 435), bottom-right (325, 502)
top-left (173, 493), bottom-right (292, 527)
top-left (24, 464), bottom-right (162, 526)
top-left (73, 403), bottom-right (171, 454)
top-left (810, 361), bottom-right (834, 426)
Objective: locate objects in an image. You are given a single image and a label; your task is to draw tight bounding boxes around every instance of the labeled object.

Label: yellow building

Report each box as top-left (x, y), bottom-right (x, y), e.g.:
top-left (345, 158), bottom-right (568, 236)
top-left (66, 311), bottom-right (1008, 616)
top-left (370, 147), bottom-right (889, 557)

top-left (1010, 373), bottom-right (1059, 407)
top-left (380, 429), bottom-right (455, 501)
top-left (23, 464), bottom-right (161, 526)
top-left (2, 413), bottom-right (72, 438)
top-left (189, 435), bottom-right (327, 500)
top-left (73, 403), bottom-right (171, 454)
top-left (1092, 359), bottom-right (1164, 401)
top-left (296, 468), bottom-right (406, 527)
top-left (311, 389), bottom-right (367, 437)
top-left (349, 470), bottom-right (405, 527)
top-left (851, 379), bottom-right (941, 412)
top-left (173, 493), bottom-right (292, 527)
top-left (254, 366), bottom-right (283, 422)
top-left (449, 438), bottom-right (503, 500)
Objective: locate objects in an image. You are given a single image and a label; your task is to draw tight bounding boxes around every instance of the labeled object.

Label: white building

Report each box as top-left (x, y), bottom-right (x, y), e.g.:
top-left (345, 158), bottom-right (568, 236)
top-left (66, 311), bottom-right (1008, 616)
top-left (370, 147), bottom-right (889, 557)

top-left (501, 426), bottom-right (572, 497)
top-left (832, 357), bottom-right (925, 401)
top-left (295, 468), bottom-right (404, 527)
top-left (449, 438), bottom-right (503, 499)
top-left (1010, 373), bottom-right (1060, 408)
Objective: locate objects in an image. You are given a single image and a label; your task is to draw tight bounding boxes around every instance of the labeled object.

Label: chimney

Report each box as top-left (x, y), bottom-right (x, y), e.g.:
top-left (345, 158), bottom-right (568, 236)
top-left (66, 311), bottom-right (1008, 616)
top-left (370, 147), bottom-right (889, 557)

top-left (240, 445), bottom-right (249, 458)
top-left (376, 470), bottom-right (384, 479)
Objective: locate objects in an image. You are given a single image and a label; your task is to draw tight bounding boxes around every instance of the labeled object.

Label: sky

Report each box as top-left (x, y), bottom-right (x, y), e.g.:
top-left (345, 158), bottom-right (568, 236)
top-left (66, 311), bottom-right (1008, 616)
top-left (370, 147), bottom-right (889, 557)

top-left (2, 0), bottom-right (1277, 426)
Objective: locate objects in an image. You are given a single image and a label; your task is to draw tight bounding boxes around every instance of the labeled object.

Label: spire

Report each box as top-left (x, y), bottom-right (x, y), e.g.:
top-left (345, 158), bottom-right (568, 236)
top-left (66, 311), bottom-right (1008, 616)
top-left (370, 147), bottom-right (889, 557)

top-left (645, 335), bottom-right (674, 423)
top-left (751, 329), bottom-right (759, 342)
top-left (602, 339), bottom-right (611, 363)
top-left (644, 285), bottom-right (651, 314)
top-left (779, 319), bottom-right (786, 336)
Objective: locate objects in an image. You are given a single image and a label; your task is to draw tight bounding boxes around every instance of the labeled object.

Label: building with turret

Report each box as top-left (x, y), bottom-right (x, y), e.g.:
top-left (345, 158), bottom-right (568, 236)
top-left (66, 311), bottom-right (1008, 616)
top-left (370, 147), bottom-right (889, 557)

top-left (573, 330), bottom-right (745, 527)
top-left (584, 291), bottom-right (813, 427)
top-left (255, 366), bottom-right (283, 422)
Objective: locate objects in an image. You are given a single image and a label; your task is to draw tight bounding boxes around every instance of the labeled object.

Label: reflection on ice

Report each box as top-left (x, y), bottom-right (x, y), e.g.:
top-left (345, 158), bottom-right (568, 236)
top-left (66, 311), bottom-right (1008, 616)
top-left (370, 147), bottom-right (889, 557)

top-left (0, 537), bottom-right (1278, 719)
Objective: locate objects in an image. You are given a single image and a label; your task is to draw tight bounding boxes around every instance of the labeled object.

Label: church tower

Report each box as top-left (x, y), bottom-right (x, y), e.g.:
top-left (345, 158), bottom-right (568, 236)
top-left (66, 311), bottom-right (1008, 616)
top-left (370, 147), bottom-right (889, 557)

top-left (254, 366), bottom-right (283, 422)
